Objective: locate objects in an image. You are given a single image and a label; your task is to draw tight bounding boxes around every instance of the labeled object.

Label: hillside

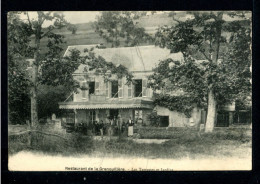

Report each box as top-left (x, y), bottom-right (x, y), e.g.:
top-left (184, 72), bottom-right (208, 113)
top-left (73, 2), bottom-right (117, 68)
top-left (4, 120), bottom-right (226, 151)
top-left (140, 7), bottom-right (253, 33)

top-left (37, 12), bottom-right (250, 58)
top-left (38, 13), bottom-right (178, 55)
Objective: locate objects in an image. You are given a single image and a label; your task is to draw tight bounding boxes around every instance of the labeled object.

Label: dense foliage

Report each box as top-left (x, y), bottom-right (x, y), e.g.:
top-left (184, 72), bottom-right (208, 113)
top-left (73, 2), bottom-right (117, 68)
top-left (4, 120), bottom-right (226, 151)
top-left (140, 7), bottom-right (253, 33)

top-left (8, 12), bottom-right (33, 124)
top-left (82, 48), bottom-right (134, 83)
top-left (147, 111), bottom-right (161, 127)
top-left (67, 24), bottom-right (77, 34)
top-left (153, 94), bottom-right (199, 118)
top-left (148, 57), bottom-right (208, 117)
top-left (37, 85), bottom-right (70, 119)
top-left (94, 11), bottom-right (154, 47)
top-left (149, 11), bottom-right (251, 131)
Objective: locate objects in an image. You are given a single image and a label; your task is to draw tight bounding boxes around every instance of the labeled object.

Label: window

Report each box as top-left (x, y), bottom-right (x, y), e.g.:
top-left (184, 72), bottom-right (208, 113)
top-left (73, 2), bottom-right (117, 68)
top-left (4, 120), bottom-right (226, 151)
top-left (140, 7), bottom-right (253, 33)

top-left (159, 116), bottom-right (169, 127)
top-left (89, 82), bottom-right (95, 95)
top-left (64, 112), bottom-right (75, 124)
top-left (135, 110), bottom-right (142, 119)
top-left (90, 110), bottom-right (96, 124)
top-left (128, 82), bottom-right (132, 98)
top-left (118, 79), bottom-right (123, 98)
top-left (134, 79), bottom-right (142, 97)
top-left (111, 80), bottom-right (118, 98)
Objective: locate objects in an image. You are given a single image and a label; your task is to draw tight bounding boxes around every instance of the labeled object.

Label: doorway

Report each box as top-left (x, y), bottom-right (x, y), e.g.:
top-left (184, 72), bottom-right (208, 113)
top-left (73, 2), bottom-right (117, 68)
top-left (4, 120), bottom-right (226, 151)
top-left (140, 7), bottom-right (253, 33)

top-left (159, 116), bottom-right (169, 127)
top-left (216, 112), bottom-right (229, 127)
top-left (109, 109), bottom-right (119, 119)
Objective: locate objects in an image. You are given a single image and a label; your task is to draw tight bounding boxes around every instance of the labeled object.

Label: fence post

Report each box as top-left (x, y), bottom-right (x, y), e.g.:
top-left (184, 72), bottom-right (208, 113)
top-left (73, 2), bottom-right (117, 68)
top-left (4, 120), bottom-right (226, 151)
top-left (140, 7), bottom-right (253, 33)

top-left (26, 120), bottom-right (32, 147)
top-left (27, 132), bottom-right (32, 147)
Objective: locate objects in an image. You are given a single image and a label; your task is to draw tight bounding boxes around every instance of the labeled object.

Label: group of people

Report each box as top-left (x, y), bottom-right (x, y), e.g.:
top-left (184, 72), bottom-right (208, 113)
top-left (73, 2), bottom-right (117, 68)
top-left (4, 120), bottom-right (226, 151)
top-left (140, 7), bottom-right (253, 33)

top-left (93, 116), bottom-right (134, 138)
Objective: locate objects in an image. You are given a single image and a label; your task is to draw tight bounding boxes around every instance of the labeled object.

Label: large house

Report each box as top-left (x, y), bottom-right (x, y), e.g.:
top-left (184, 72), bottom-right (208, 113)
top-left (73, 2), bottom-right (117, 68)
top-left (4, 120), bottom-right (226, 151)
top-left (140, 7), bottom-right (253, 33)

top-left (59, 45), bottom-right (236, 128)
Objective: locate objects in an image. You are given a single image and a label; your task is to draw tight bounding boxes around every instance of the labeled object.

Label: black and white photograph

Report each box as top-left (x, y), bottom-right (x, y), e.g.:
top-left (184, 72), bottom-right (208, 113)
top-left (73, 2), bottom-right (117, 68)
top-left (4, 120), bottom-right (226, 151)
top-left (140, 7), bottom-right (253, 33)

top-left (7, 11), bottom-right (252, 171)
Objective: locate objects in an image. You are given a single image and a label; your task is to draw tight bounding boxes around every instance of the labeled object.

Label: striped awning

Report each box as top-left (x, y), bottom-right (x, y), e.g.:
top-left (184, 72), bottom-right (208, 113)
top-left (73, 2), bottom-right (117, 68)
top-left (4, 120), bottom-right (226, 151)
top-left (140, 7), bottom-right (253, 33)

top-left (59, 99), bottom-right (153, 110)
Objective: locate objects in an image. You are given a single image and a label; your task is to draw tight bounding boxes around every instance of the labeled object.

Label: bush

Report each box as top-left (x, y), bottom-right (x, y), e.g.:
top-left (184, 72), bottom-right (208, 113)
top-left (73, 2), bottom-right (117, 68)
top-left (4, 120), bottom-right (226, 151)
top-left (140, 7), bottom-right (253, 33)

top-left (75, 122), bottom-right (88, 135)
top-left (137, 127), bottom-right (197, 139)
top-left (30, 131), bottom-right (67, 153)
top-left (67, 133), bottom-right (93, 154)
top-left (147, 111), bottom-right (160, 127)
top-left (202, 128), bottom-right (251, 142)
top-left (8, 132), bottom-right (30, 155)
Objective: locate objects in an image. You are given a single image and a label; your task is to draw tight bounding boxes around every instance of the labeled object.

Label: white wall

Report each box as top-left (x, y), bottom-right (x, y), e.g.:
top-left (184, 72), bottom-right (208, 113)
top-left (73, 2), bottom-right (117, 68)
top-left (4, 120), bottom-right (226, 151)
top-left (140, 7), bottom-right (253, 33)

top-left (155, 106), bottom-right (201, 127)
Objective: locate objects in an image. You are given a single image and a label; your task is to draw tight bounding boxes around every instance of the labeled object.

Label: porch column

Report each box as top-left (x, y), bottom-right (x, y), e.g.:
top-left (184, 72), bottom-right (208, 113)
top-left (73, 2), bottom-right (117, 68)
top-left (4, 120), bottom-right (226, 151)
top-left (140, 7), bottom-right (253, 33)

top-left (229, 112), bottom-right (233, 125)
top-left (74, 109), bottom-right (78, 124)
top-left (96, 109), bottom-right (99, 122)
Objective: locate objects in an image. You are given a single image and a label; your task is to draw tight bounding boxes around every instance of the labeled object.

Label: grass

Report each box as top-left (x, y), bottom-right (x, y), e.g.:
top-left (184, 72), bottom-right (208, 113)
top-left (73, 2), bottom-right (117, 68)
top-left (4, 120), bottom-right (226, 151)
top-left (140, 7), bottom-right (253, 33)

top-left (89, 129), bottom-right (251, 159)
top-left (8, 125), bottom-right (251, 159)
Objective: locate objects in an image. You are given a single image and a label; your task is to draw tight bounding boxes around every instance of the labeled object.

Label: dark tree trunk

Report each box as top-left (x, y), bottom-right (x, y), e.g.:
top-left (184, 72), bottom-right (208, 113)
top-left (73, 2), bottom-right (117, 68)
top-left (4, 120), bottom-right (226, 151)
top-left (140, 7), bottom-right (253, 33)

top-left (31, 26), bottom-right (41, 127)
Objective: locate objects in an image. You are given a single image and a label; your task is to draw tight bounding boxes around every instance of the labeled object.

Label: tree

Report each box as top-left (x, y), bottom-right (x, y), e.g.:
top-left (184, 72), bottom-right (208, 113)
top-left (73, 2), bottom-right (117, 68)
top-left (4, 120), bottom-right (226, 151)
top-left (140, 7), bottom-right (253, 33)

top-left (8, 11), bottom-right (134, 126)
top-left (149, 11), bottom-right (251, 132)
top-left (94, 11), bottom-right (154, 47)
top-left (67, 24), bottom-right (77, 34)
top-left (37, 85), bottom-right (70, 119)
top-left (8, 12), bottom-right (33, 124)
top-left (8, 12), bottom-right (80, 126)
top-left (21, 11), bottom-right (70, 126)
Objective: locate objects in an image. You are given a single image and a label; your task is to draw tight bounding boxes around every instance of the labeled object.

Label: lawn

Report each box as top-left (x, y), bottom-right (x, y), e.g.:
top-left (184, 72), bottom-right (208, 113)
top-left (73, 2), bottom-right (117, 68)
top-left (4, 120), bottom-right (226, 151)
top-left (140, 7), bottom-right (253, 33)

top-left (8, 125), bottom-right (251, 160)
top-left (89, 128), bottom-right (251, 159)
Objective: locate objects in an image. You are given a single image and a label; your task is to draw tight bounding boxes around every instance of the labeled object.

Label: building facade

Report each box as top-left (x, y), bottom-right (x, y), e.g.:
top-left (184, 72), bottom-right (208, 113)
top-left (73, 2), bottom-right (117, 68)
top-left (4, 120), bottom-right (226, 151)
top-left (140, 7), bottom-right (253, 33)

top-left (59, 45), bottom-right (235, 128)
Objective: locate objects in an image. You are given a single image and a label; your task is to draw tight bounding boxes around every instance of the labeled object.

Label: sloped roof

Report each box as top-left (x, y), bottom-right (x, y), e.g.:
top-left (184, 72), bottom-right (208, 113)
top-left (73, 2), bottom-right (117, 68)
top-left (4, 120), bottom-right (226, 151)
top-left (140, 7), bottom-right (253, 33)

top-left (64, 45), bottom-right (183, 72)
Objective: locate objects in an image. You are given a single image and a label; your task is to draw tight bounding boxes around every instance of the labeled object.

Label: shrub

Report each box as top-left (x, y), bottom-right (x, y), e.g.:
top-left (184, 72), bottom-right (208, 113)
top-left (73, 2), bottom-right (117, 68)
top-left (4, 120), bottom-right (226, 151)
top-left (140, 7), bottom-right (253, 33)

top-left (8, 132), bottom-right (30, 155)
top-left (147, 111), bottom-right (160, 127)
top-left (67, 133), bottom-right (93, 154)
top-left (137, 127), bottom-right (196, 139)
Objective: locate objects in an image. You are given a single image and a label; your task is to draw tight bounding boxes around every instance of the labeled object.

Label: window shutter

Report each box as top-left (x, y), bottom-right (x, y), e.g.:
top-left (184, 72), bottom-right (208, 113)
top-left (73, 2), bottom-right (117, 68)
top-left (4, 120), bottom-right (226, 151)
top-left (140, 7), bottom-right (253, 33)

top-left (149, 87), bottom-right (153, 97)
top-left (95, 81), bottom-right (99, 95)
top-left (142, 79), bottom-right (147, 97)
top-left (118, 79), bottom-right (123, 98)
top-left (82, 81), bottom-right (87, 99)
top-left (105, 81), bottom-right (110, 98)
top-left (128, 82), bottom-right (132, 98)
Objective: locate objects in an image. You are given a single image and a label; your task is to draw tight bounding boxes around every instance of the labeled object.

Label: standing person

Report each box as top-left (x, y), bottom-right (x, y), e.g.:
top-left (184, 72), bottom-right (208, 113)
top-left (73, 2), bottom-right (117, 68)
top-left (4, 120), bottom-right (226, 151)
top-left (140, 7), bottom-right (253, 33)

top-left (98, 120), bottom-right (104, 139)
top-left (105, 115), bottom-right (110, 135)
top-left (112, 116), bottom-right (117, 135)
top-left (95, 117), bottom-right (100, 135)
top-left (122, 121), bottom-right (126, 135)
top-left (107, 117), bottom-right (113, 139)
top-left (128, 116), bottom-right (134, 137)
top-left (92, 120), bottom-right (97, 135)
top-left (117, 115), bottom-right (122, 137)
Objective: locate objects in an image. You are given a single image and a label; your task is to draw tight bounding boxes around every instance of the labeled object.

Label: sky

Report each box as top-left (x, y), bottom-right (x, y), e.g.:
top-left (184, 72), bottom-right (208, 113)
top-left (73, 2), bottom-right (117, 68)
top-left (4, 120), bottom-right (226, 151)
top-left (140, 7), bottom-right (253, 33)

top-left (20, 11), bottom-right (101, 27)
top-left (20, 11), bottom-right (251, 28)
top-left (20, 11), bottom-right (169, 27)
top-left (61, 11), bottom-right (100, 24)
